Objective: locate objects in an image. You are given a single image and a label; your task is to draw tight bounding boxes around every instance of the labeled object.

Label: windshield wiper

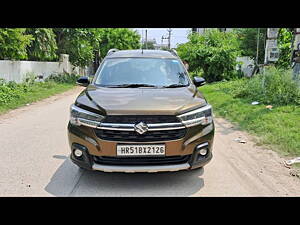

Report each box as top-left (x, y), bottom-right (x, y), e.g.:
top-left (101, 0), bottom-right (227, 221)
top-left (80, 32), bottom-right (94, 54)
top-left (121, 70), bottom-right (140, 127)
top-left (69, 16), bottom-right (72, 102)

top-left (163, 84), bottom-right (188, 88)
top-left (107, 84), bottom-right (157, 88)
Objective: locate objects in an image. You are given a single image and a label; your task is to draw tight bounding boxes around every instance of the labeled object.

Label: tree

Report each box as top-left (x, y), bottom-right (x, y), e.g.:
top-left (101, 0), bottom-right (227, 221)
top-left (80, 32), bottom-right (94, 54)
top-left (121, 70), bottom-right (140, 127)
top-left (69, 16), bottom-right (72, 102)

top-left (97, 28), bottom-right (141, 60)
top-left (233, 28), bottom-right (267, 64)
top-left (177, 30), bottom-right (241, 82)
top-left (53, 28), bottom-right (96, 67)
top-left (0, 28), bottom-right (33, 60)
top-left (25, 28), bottom-right (58, 61)
top-left (53, 28), bottom-right (140, 69)
top-left (142, 41), bottom-right (155, 49)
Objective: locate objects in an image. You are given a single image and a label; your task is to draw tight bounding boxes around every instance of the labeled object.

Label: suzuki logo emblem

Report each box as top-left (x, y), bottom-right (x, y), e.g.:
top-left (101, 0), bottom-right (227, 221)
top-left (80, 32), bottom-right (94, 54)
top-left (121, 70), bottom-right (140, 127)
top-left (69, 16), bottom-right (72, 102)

top-left (134, 122), bottom-right (148, 134)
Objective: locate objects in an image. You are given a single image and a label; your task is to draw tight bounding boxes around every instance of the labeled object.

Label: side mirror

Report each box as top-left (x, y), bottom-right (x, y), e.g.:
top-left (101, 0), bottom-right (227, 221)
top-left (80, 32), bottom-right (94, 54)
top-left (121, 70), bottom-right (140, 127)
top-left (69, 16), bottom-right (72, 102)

top-left (76, 76), bottom-right (90, 87)
top-left (193, 76), bottom-right (206, 87)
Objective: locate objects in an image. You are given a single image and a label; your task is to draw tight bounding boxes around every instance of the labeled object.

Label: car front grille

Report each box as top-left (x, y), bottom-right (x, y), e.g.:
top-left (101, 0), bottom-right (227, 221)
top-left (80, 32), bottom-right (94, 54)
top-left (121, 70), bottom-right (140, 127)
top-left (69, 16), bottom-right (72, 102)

top-left (93, 155), bottom-right (191, 166)
top-left (94, 128), bottom-right (186, 142)
top-left (102, 115), bottom-right (181, 124)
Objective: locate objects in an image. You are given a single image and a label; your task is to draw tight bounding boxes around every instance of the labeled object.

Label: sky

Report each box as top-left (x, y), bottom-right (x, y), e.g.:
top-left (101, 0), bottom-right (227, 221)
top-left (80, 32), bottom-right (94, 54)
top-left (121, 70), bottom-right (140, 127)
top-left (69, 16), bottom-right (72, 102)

top-left (134, 28), bottom-right (191, 48)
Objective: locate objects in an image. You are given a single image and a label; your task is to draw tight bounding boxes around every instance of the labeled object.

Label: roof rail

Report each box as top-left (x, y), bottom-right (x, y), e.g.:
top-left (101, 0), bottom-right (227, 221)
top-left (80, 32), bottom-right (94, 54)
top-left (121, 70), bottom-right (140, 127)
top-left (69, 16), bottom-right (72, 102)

top-left (169, 48), bottom-right (178, 57)
top-left (107, 48), bottom-right (119, 56)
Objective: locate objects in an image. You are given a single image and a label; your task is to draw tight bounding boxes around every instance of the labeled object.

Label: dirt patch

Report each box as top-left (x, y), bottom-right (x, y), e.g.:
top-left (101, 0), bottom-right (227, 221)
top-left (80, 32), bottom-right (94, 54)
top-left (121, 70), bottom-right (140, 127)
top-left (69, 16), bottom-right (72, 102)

top-left (206, 117), bottom-right (300, 196)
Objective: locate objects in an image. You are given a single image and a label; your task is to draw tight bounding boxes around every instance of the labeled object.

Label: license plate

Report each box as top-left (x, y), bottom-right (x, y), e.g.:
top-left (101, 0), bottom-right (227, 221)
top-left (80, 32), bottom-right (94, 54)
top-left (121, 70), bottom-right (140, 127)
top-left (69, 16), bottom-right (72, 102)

top-left (116, 144), bottom-right (165, 157)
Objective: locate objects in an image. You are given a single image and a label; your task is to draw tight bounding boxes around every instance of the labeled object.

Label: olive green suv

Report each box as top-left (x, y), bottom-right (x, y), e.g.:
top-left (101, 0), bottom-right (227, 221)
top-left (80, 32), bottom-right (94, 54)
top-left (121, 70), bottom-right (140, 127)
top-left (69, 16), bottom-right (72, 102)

top-left (68, 49), bottom-right (214, 173)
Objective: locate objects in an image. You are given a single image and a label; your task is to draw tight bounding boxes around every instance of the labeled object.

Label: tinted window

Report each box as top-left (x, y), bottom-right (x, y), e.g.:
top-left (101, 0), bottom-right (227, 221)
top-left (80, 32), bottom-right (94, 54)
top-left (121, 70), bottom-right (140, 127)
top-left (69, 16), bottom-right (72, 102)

top-left (94, 58), bottom-right (189, 87)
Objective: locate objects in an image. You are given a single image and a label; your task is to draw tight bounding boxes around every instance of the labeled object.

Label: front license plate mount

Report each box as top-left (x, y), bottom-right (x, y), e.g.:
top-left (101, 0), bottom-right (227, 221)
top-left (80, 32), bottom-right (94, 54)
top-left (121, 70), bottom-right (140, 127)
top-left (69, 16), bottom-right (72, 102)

top-left (116, 144), bottom-right (165, 157)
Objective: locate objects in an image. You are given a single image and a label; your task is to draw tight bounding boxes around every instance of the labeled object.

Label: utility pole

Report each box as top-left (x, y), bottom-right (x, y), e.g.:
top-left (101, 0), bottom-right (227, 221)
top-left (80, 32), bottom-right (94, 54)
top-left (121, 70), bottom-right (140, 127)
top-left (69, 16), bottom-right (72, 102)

top-left (256, 28), bottom-right (260, 65)
top-left (145, 29), bottom-right (148, 49)
top-left (167, 28), bottom-right (172, 49)
top-left (141, 29), bottom-right (144, 47)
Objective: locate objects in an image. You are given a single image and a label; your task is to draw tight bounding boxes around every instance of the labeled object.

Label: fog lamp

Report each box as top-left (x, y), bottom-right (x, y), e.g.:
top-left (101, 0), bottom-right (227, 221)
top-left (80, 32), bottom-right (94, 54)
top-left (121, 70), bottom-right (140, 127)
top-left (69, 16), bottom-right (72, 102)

top-left (199, 148), bottom-right (208, 156)
top-left (74, 149), bottom-right (83, 157)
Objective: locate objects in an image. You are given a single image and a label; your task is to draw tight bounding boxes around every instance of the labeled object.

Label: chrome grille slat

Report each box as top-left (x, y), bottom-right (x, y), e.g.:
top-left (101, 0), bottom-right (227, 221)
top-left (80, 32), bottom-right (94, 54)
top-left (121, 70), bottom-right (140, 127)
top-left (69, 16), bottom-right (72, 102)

top-left (95, 115), bottom-right (186, 141)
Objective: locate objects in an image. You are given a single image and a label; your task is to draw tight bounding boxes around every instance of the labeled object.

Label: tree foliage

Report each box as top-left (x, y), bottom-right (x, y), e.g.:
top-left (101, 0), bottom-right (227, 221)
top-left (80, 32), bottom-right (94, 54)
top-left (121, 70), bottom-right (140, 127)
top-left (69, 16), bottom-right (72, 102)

top-left (25, 28), bottom-right (58, 61)
top-left (53, 28), bottom-right (140, 67)
top-left (0, 28), bottom-right (141, 68)
top-left (98, 28), bottom-right (141, 59)
top-left (177, 30), bottom-right (241, 82)
top-left (275, 28), bottom-right (293, 70)
top-left (233, 28), bottom-right (267, 64)
top-left (53, 28), bottom-right (96, 67)
top-left (0, 28), bottom-right (33, 60)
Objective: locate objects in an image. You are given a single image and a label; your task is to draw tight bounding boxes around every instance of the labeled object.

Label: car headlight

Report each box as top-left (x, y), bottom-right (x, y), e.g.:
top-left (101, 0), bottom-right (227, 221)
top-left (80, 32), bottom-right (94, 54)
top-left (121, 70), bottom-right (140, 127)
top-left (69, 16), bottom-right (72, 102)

top-left (177, 104), bottom-right (213, 127)
top-left (70, 104), bottom-right (105, 128)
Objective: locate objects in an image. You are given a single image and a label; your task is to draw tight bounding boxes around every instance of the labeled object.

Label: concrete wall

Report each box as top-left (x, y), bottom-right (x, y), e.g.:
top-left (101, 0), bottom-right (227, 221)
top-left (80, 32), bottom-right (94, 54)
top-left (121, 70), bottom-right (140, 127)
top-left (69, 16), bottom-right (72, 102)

top-left (0, 54), bottom-right (85, 83)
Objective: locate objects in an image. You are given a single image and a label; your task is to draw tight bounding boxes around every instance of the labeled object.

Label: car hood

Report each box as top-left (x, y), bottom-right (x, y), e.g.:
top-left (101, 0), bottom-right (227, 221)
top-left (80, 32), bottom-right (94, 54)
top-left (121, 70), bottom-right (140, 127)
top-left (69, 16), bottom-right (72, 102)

top-left (80, 85), bottom-right (207, 115)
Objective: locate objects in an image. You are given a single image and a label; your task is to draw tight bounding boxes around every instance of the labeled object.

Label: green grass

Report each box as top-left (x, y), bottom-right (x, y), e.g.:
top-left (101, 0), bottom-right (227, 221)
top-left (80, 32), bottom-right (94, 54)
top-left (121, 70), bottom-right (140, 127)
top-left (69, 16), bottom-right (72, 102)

top-left (0, 82), bottom-right (75, 115)
top-left (201, 82), bottom-right (300, 157)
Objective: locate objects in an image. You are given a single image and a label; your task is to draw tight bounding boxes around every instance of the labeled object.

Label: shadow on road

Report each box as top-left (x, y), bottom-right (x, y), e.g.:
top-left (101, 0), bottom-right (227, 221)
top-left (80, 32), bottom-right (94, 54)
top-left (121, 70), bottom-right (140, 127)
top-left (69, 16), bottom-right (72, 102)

top-left (45, 156), bottom-right (205, 197)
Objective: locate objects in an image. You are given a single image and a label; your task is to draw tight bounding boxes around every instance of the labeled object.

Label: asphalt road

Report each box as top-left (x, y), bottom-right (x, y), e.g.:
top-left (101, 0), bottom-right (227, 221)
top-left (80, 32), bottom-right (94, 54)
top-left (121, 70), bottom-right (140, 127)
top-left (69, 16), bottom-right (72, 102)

top-left (0, 87), bottom-right (299, 197)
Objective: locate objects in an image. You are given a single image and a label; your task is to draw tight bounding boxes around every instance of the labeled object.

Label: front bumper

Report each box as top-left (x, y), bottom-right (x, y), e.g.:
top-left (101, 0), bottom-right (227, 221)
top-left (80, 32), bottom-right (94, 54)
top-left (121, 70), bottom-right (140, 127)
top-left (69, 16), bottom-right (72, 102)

top-left (68, 122), bottom-right (214, 173)
top-left (70, 142), bottom-right (213, 173)
top-left (70, 144), bottom-right (212, 173)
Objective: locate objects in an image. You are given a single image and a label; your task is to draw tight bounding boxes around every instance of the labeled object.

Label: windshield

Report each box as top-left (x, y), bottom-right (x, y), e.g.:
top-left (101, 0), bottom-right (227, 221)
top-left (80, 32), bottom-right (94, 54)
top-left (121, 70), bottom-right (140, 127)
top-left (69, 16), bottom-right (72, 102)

top-left (94, 58), bottom-right (189, 87)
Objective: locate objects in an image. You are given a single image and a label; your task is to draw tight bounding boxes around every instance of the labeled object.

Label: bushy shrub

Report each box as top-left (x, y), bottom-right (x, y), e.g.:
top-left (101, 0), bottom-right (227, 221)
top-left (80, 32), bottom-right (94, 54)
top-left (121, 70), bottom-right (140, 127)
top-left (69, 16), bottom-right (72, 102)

top-left (45, 73), bottom-right (80, 84)
top-left (0, 82), bottom-right (25, 104)
top-left (23, 72), bottom-right (37, 85)
top-left (219, 66), bottom-right (300, 105)
top-left (177, 29), bottom-right (241, 82)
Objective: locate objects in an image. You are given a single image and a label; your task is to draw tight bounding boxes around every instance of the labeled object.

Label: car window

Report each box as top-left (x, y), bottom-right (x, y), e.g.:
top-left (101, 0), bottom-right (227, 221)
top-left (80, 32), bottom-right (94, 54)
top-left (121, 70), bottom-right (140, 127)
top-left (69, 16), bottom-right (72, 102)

top-left (94, 58), bottom-right (189, 87)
